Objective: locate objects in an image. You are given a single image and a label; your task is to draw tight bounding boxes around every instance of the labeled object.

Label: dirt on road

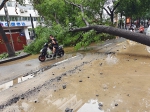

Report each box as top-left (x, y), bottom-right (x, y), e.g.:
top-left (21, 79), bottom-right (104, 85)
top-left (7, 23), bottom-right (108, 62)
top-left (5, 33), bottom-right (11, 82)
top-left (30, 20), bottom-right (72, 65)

top-left (1, 39), bottom-right (150, 112)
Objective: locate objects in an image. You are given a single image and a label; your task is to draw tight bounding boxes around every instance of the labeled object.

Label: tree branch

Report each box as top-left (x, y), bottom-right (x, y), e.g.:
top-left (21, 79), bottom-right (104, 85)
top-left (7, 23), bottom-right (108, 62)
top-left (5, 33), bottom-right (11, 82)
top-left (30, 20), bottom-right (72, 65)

top-left (107, 6), bottom-right (112, 12)
top-left (64, 0), bottom-right (89, 26)
top-left (0, 0), bottom-right (8, 10)
top-left (103, 7), bottom-right (111, 16)
top-left (54, 13), bottom-right (59, 24)
top-left (70, 25), bottom-right (150, 47)
top-left (112, 1), bottom-right (120, 12)
top-left (80, 5), bottom-right (90, 26)
top-left (64, 0), bottom-right (81, 8)
top-left (15, 2), bottom-right (18, 14)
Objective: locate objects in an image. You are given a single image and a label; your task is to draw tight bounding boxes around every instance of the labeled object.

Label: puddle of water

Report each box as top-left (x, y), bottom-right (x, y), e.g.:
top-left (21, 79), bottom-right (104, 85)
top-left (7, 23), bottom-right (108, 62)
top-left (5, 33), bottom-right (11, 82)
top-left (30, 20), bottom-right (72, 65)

top-left (77, 99), bottom-right (104, 112)
top-left (105, 54), bottom-right (118, 65)
top-left (0, 74), bottom-right (35, 92)
top-left (0, 81), bottom-right (13, 92)
top-left (126, 40), bottom-right (136, 45)
top-left (18, 75), bottom-right (35, 83)
top-left (50, 94), bottom-right (83, 111)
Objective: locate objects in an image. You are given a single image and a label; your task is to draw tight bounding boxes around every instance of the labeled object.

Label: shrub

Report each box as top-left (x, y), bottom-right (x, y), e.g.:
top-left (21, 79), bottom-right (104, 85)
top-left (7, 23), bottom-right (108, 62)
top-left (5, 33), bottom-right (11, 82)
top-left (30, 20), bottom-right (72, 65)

top-left (24, 24), bottom-right (115, 54)
top-left (0, 53), bottom-right (8, 59)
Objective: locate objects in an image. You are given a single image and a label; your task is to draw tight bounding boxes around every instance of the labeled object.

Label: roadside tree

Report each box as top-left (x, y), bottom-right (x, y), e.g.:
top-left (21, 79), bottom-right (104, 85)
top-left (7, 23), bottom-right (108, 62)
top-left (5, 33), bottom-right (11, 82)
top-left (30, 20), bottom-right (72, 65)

top-left (14, 0), bottom-right (150, 53)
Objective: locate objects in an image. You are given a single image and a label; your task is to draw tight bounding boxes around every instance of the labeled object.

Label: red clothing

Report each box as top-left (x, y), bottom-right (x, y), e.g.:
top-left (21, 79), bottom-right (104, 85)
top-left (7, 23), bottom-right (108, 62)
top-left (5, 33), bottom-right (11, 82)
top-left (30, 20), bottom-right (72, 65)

top-left (139, 26), bottom-right (144, 33)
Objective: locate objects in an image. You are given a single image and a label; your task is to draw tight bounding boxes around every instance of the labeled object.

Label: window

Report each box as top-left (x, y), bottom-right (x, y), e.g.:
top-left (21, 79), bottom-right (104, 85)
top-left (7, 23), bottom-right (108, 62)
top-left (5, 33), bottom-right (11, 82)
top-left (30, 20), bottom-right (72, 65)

top-left (40, 17), bottom-right (44, 22)
top-left (21, 17), bottom-right (24, 21)
top-left (7, 2), bottom-right (12, 7)
top-left (34, 17), bottom-right (36, 21)
top-left (9, 16), bottom-right (12, 21)
top-left (28, 17), bottom-right (30, 21)
top-left (20, 17), bottom-right (23, 21)
top-left (22, 17), bottom-right (28, 21)
top-left (17, 16), bottom-right (21, 21)
top-left (0, 16), bottom-right (5, 21)
top-left (24, 17), bottom-right (28, 21)
top-left (9, 16), bottom-right (17, 21)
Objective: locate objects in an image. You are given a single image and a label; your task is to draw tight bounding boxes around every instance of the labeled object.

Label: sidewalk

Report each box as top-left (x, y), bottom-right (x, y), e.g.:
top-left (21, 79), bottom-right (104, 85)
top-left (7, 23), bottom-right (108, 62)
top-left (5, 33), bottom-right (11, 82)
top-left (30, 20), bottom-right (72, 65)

top-left (0, 51), bottom-right (30, 64)
top-left (0, 39), bottom-right (33, 64)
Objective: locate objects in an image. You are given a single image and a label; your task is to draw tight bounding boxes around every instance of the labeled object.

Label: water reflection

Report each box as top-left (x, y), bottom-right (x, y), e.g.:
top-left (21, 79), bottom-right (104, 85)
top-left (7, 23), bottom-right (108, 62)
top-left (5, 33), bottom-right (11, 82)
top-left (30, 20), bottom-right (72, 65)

top-left (77, 99), bottom-right (104, 112)
top-left (0, 81), bottom-right (13, 92)
top-left (44, 94), bottom-right (103, 112)
top-left (105, 54), bottom-right (118, 65)
top-left (18, 75), bottom-right (34, 83)
top-left (0, 74), bottom-right (34, 92)
top-left (44, 94), bottom-right (83, 112)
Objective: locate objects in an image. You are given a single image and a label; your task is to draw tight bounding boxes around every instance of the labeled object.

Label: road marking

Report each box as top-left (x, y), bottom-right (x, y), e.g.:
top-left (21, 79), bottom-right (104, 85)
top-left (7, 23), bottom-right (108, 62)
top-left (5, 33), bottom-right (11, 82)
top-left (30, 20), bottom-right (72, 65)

top-left (54, 55), bottom-right (80, 65)
top-left (104, 43), bottom-right (112, 47)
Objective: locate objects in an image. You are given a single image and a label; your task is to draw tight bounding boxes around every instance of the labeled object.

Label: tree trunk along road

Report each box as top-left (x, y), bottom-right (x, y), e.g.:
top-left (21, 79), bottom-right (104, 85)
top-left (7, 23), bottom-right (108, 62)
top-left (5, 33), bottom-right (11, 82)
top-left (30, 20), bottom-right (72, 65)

top-left (71, 25), bottom-right (150, 46)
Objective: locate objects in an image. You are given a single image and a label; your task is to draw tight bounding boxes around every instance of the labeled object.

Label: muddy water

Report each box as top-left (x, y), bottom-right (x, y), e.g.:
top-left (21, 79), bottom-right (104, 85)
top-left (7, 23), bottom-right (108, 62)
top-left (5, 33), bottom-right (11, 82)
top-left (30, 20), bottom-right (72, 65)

top-left (2, 41), bottom-right (150, 112)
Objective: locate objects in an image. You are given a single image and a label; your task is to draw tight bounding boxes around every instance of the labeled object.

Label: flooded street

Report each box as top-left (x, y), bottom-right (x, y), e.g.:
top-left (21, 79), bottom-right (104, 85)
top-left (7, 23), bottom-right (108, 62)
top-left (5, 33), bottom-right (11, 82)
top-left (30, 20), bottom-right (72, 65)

top-left (1, 39), bottom-right (150, 112)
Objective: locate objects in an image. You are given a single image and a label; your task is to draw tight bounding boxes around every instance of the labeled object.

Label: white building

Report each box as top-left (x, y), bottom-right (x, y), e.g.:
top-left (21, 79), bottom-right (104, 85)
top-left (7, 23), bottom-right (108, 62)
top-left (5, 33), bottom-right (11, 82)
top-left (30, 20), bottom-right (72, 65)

top-left (0, 0), bottom-right (43, 40)
top-left (0, 0), bottom-right (43, 28)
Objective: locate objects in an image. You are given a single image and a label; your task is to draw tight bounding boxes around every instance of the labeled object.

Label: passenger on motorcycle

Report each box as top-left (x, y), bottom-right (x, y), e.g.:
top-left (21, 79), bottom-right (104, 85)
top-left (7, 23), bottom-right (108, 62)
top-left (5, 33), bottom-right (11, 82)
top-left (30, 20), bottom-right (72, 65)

top-left (48, 35), bottom-right (59, 57)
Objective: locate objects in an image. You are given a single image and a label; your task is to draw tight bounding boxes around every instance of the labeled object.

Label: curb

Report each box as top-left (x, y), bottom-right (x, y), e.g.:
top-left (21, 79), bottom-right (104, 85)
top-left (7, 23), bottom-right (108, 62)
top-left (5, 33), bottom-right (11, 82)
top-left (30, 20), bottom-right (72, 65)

top-left (0, 53), bottom-right (31, 64)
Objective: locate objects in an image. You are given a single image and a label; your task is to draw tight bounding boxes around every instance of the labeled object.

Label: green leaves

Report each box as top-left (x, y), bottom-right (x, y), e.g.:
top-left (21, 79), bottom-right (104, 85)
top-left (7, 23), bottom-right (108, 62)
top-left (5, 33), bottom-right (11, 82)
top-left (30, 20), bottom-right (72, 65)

top-left (24, 0), bottom-right (117, 54)
top-left (117, 0), bottom-right (150, 18)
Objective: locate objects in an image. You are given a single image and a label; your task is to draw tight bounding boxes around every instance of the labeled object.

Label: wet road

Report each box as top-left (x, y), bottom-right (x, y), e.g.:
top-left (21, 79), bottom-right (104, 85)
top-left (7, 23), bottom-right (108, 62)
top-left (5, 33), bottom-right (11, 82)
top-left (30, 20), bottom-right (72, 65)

top-left (0, 54), bottom-right (75, 85)
top-left (1, 38), bottom-right (140, 112)
top-left (0, 38), bottom-right (126, 86)
top-left (18, 41), bottom-right (150, 112)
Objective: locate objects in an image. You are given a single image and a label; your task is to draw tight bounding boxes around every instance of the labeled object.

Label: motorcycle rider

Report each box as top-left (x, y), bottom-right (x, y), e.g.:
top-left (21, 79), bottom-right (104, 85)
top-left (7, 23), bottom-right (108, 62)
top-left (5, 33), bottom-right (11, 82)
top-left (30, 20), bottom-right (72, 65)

top-left (139, 24), bottom-right (144, 33)
top-left (129, 24), bottom-right (135, 32)
top-left (48, 35), bottom-right (59, 57)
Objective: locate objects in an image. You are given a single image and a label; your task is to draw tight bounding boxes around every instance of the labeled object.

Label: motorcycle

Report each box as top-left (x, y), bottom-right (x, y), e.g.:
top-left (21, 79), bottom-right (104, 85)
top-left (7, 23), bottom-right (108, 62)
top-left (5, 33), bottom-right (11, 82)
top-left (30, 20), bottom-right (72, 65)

top-left (38, 43), bottom-right (64, 62)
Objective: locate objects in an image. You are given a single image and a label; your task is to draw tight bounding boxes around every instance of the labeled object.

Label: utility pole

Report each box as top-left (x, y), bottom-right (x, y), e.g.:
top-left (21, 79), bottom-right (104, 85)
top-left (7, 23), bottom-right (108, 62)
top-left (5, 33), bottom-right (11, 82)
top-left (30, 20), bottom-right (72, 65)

top-left (4, 4), bottom-right (15, 51)
top-left (30, 14), bottom-right (36, 39)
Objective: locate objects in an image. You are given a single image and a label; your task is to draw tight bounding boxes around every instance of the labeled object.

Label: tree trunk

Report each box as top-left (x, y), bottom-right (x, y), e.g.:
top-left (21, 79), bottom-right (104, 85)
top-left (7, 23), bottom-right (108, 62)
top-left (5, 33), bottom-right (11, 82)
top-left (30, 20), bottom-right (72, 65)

top-left (110, 13), bottom-right (114, 24)
top-left (0, 25), bottom-right (15, 57)
top-left (71, 25), bottom-right (150, 46)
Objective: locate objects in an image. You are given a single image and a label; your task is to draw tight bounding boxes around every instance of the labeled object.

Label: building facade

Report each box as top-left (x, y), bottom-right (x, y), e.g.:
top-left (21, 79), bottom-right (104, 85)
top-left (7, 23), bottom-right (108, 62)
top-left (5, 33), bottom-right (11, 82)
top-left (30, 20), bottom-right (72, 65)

top-left (0, 0), bottom-right (42, 53)
top-left (0, 0), bottom-right (42, 28)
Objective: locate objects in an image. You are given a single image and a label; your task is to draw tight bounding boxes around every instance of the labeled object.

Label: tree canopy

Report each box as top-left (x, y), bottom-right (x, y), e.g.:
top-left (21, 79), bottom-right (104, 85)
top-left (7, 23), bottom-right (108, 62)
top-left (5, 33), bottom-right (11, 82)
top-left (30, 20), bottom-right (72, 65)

top-left (116, 0), bottom-right (150, 19)
top-left (1, 0), bottom-right (150, 54)
top-left (22, 0), bottom-right (150, 54)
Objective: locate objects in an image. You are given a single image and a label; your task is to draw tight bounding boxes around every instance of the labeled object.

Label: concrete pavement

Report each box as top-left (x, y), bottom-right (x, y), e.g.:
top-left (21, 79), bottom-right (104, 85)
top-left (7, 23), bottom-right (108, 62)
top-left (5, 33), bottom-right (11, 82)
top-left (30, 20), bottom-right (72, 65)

top-left (0, 51), bottom-right (30, 64)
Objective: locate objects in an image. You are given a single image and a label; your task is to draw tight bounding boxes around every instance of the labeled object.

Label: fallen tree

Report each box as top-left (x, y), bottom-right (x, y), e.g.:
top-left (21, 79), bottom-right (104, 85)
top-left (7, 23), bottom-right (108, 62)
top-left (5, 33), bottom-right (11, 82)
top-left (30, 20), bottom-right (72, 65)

top-left (70, 25), bottom-right (150, 46)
